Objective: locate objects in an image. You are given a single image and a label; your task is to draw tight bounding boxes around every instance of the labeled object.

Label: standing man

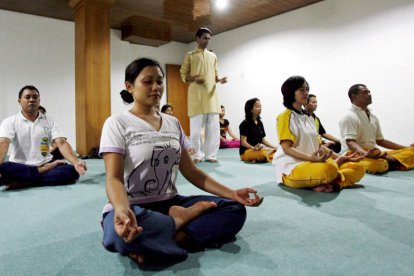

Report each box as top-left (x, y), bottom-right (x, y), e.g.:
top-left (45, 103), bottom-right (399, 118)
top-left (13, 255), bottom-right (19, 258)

top-left (180, 27), bottom-right (227, 163)
top-left (305, 94), bottom-right (341, 153)
top-left (339, 84), bottom-right (414, 174)
top-left (0, 85), bottom-right (87, 189)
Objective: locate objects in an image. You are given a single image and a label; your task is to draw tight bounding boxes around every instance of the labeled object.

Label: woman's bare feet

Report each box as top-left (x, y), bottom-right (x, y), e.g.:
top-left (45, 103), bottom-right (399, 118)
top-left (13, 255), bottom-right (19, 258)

top-left (312, 183), bottom-right (334, 193)
top-left (38, 160), bottom-right (65, 174)
top-left (169, 201), bottom-right (217, 230)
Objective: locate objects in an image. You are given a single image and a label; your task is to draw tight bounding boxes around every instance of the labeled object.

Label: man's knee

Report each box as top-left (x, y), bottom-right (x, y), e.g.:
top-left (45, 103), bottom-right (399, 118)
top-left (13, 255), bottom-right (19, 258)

top-left (58, 164), bottom-right (80, 182)
top-left (42, 164), bottom-right (80, 186)
top-left (0, 161), bottom-right (22, 172)
top-left (0, 161), bottom-right (42, 184)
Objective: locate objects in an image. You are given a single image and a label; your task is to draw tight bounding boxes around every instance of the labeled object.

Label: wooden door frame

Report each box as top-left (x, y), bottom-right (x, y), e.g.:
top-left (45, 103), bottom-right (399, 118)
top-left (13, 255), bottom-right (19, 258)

top-left (166, 64), bottom-right (189, 136)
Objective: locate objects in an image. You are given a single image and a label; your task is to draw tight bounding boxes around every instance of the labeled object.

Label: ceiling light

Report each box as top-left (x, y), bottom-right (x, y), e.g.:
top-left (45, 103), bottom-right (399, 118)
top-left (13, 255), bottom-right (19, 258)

top-left (215, 0), bottom-right (229, 10)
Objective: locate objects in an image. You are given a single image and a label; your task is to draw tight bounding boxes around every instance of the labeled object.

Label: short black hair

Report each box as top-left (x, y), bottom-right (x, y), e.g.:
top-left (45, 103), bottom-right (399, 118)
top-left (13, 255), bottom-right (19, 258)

top-left (281, 76), bottom-right (308, 109)
top-left (196, 27), bottom-right (212, 38)
top-left (307, 94), bottom-right (316, 103)
top-left (18, 85), bottom-right (40, 99)
top-left (348, 84), bottom-right (366, 102)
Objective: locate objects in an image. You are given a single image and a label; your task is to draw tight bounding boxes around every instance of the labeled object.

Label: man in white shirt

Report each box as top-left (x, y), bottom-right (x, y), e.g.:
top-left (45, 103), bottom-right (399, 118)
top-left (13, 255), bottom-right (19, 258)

top-left (0, 85), bottom-right (87, 189)
top-left (339, 84), bottom-right (414, 174)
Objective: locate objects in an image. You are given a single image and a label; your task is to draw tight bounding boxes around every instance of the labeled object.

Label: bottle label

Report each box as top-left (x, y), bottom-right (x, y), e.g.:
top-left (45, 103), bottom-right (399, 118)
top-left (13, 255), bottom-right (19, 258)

top-left (40, 136), bottom-right (49, 157)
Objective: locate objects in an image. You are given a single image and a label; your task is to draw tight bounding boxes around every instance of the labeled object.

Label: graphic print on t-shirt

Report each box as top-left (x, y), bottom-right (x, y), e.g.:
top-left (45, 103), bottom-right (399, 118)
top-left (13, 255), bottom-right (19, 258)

top-left (127, 144), bottom-right (180, 198)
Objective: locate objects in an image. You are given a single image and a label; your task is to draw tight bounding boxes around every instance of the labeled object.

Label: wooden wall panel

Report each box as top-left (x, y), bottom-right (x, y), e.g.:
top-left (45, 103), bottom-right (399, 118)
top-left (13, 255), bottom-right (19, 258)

top-left (1, 0), bottom-right (323, 43)
top-left (166, 64), bottom-right (189, 136)
top-left (69, 0), bottom-right (114, 156)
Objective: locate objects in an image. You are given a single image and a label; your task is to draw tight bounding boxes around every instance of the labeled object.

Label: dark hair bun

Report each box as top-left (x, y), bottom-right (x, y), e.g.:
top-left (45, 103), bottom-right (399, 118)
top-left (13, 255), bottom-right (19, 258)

top-left (120, 90), bottom-right (133, 104)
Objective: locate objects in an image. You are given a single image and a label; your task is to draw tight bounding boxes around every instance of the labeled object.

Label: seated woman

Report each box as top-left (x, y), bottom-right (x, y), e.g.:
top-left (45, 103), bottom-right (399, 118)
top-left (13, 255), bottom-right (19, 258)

top-left (219, 105), bottom-right (240, 148)
top-left (273, 76), bottom-right (366, 192)
top-left (239, 98), bottom-right (277, 163)
top-left (161, 104), bottom-right (173, 115)
top-left (99, 58), bottom-right (263, 266)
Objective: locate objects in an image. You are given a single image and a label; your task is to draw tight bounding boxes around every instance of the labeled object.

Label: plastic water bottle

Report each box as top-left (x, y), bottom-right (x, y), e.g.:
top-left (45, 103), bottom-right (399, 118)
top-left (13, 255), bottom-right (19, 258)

top-left (40, 136), bottom-right (49, 157)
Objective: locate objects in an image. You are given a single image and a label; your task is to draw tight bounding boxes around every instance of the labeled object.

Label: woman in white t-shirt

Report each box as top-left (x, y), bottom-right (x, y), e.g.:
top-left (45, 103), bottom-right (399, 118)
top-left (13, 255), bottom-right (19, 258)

top-left (99, 58), bottom-right (263, 266)
top-left (273, 76), bottom-right (365, 192)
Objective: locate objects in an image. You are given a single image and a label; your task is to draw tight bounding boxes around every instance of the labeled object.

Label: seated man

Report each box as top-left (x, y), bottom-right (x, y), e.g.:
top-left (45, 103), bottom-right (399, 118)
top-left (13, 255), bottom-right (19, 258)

top-left (339, 84), bottom-right (414, 174)
top-left (305, 94), bottom-right (341, 153)
top-left (0, 85), bottom-right (87, 189)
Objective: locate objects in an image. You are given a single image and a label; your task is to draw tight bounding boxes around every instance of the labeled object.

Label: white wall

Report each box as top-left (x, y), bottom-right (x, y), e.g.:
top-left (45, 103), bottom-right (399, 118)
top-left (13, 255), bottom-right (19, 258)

top-left (213, 0), bottom-right (414, 146)
top-left (0, 10), bottom-right (187, 150)
top-left (1, 0), bottom-right (414, 150)
top-left (0, 10), bottom-right (76, 145)
top-left (110, 30), bottom-right (186, 115)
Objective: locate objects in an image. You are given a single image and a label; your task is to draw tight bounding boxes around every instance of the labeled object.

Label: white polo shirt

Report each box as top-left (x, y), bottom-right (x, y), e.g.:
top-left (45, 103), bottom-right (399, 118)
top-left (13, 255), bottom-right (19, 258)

top-left (339, 104), bottom-right (384, 152)
top-left (0, 112), bottom-right (65, 166)
top-left (273, 108), bottom-right (320, 183)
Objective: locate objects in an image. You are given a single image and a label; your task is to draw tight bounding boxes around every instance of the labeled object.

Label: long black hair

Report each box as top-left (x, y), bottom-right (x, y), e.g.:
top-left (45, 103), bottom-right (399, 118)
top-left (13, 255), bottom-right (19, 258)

top-left (244, 98), bottom-right (260, 122)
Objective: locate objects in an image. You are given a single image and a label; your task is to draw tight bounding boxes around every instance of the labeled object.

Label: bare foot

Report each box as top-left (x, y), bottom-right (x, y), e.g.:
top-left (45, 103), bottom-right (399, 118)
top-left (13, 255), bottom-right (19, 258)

top-left (206, 159), bottom-right (218, 163)
top-left (386, 156), bottom-right (407, 171)
top-left (129, 252), bottom-right (144, 265)
top-left (193, 159), bottom-right (201, 164)
top-left (312, 184), bottom-right (334, 193)
top-left (169, 201), bottom-right (217, 230)
top-left (38, 160), bottom-right (65, 173)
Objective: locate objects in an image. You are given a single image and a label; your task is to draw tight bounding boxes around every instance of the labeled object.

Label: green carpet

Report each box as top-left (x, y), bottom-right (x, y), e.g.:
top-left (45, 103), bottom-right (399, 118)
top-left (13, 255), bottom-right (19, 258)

top-left (1, 149), bottom-right (413, 275)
